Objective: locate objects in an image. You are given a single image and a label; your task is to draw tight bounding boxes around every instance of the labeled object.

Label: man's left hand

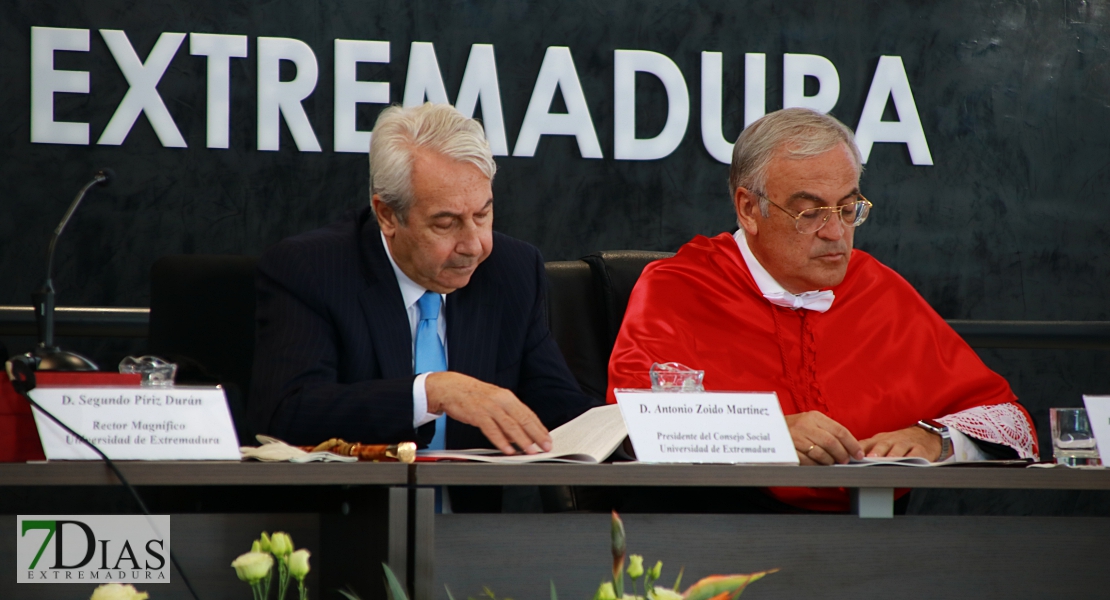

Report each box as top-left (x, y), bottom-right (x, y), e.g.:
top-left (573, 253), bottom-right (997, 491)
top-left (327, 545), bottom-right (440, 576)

top-left (860, 426), bottom-right (942, 461)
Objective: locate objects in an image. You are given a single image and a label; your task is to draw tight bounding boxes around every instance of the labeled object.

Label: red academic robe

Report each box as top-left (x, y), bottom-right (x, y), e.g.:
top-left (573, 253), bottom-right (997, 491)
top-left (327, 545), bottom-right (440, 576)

top-left (607, 233), bottom-right (1035, 512)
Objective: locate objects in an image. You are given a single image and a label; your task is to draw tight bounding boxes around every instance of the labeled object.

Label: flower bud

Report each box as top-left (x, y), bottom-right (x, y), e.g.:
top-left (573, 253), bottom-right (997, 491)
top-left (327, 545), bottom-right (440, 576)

top-left (231, 551), bottom-right (274, 584)
top-left (596, 582), bottom-right (616, 600)
top-left (251, 540), bottom-right (262, 553)
top-left (649, 561), bottom-right (663, 581)
top-left (628, 555), bottom-right (644, 579)
top-left (90, 583), bottom-right (150, 600)
top-left (610, 511), bottom-right (625, 560)
top-left (288, 549), bottom-right (311, 581)
top-left (270, 531), bottom-right (294, 557)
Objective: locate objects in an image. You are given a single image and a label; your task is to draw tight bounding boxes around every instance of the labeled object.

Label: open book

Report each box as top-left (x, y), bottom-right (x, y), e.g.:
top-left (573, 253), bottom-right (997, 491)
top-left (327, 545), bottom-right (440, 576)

top-left (417, 404), bottom-right (628, 463)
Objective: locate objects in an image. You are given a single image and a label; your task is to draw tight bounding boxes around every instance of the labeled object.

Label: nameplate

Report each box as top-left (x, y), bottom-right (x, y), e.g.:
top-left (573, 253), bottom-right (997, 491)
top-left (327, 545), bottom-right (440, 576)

top-left (27, 386), bottom-right (240, 460)
top-left (1082, 395), bottom-right (1110, 460)
top-left (614, 390), bottom-right (798, 464)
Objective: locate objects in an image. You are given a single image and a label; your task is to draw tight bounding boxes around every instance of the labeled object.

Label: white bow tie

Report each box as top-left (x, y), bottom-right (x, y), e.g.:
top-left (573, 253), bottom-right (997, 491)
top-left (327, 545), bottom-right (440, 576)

top-left (763, 290), bottom-right (835, 313)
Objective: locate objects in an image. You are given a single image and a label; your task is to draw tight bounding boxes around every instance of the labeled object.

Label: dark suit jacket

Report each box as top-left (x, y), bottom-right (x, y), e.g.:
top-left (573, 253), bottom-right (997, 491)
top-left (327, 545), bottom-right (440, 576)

top-left (248, 207), bottom-right (599, 449)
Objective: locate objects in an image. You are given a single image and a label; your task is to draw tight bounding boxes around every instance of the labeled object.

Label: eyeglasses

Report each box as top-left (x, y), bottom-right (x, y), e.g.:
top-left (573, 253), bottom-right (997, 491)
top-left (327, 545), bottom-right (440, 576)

top-left (759, 194), bottom-right (873, 234)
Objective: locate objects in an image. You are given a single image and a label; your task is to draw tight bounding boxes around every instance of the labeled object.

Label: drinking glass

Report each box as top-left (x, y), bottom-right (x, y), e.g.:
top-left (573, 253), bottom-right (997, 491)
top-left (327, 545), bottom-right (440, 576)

top-left (649, 362), bottom-right (704, 392)
top-left (119, 355), bottom-right (178, 387)
top-left (1050, 408), bottom-right (1102, 466)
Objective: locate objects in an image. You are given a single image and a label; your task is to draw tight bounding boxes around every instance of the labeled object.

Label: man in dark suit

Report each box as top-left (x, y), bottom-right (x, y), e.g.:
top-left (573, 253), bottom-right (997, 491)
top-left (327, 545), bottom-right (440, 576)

top-left (248, 103), bottom-right (599, 475)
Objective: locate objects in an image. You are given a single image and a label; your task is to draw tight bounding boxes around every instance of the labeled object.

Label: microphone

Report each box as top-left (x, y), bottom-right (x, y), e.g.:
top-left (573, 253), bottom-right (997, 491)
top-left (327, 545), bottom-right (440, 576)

top-left (29, 168), bottom-right (115, 371)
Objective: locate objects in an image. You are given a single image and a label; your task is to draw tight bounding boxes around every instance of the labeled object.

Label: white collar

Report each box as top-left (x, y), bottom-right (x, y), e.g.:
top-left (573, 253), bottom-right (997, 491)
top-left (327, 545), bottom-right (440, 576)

top-left (381, 232), bottom-right (444, 311)
top-left (733, 230), bottom-right (835, 312)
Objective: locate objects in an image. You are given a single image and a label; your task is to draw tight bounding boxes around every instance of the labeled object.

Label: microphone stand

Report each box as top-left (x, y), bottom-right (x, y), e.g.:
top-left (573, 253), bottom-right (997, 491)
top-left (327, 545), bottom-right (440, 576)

top-left (30, 168), bottom-right (114, 371)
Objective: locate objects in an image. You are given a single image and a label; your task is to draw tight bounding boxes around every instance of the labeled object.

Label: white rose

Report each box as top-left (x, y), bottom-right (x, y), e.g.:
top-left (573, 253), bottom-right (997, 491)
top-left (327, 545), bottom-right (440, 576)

top-left (231, 551), bottom-right (274, 583)
top-left (288, 549), bottom-right (311, 581)
top-left (89, 583), bottom-right (150, 600)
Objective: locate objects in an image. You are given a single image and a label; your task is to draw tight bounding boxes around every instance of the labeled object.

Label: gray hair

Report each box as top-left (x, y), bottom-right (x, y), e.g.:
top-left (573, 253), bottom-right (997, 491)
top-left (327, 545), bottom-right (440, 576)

top-left (728, 108), bottom-right (862, 217)
top-left (369, 103), bottom-right (497, 223)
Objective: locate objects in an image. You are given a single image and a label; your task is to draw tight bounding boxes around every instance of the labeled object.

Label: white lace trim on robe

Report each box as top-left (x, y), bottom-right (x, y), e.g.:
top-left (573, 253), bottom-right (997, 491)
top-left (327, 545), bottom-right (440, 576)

top-left (937, 403), bottom-right (1038, 460)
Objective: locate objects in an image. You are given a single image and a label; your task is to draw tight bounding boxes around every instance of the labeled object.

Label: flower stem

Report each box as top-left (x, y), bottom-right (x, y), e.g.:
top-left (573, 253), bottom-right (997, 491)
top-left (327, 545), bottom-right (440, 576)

top-left (277, 559), bottom-right (290, 600)
top-left (299, 580), bottom-right (308, 600)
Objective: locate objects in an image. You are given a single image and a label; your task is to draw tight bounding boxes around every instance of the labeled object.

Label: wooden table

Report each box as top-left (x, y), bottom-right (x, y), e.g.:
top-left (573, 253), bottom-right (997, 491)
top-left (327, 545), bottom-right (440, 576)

top-left (412, 463), bottom-right (1110, 600)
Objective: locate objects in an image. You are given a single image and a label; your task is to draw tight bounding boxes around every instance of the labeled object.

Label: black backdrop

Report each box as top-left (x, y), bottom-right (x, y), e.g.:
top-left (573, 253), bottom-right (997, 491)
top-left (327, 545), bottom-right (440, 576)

top-left (2, 1), bottom-right (1109, 512)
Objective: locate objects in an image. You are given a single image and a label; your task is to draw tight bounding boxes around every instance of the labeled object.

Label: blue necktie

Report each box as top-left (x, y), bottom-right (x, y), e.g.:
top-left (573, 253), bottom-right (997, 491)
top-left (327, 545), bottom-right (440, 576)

top-left (415, 291), bottom-right (447, 451)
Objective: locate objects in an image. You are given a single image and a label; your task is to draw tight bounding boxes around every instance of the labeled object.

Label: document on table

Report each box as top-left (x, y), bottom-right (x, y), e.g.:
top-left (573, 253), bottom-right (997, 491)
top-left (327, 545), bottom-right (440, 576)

top-left (417, 404), bottom-right (628, 463)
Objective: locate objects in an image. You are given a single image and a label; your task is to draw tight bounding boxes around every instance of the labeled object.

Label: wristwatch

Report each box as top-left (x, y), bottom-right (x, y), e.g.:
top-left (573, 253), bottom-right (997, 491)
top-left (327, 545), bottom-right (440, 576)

top-left (915, 419), bottom-right (953, 461)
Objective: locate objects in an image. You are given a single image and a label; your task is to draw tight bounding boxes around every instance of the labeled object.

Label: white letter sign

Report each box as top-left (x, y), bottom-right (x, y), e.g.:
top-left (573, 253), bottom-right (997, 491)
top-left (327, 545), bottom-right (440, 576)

top-left (333, 39), bottom-right (390, 153)
top-left (30, 27), bottom-right (90, 145)
top-left (1083, 395), bottom-right (1110, 461)
top-left (190, 33), bottom-right (249, 149)
top-left (257, 37), bottom-right (322, 152)
top-left (614, 390), bottom-right (798, 464)
top-left (513, 46), bottom-right (603, 159)
top-left (783, 53), bottom-right (840, 114)
top-left (614, 49), bottom-right (689, 161)
top-left (97, 30), bottom-right (188, 148)
top-left (855, 55), bottom-right (933, 165)
top-left (28, 386), bottom-right (240, 460)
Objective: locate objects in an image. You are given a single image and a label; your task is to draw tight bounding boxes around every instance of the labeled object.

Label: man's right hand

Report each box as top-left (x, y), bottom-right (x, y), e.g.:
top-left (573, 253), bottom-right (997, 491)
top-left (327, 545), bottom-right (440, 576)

top-left (424, 372), bottom-right (553, 455)
top-left (786, 411), bottom-right (864, 465)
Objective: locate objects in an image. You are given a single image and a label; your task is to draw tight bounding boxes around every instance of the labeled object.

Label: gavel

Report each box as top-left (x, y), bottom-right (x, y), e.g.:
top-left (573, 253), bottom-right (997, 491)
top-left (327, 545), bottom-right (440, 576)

top-left (299, 439), bottom-right (417, 463)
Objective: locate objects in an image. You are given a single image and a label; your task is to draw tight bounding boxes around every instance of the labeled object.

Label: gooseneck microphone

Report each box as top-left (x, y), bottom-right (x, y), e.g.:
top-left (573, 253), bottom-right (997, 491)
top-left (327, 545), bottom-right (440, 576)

top-left (30, 168), bottom-right (115, 371)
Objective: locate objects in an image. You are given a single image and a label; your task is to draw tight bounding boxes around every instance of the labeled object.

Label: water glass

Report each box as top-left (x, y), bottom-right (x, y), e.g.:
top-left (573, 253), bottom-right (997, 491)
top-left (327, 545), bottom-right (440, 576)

top-left (1050, 408), bottom-right (1102, 466)
top-left (649, 362), bottom-right (704, 392)
top-left (119, 355), bottom-right (178, 387)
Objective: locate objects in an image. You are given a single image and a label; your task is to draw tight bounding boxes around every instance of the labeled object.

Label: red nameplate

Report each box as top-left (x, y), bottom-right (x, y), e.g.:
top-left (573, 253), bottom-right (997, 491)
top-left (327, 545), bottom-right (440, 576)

top-left (0, 371), bottom-right (141, 462)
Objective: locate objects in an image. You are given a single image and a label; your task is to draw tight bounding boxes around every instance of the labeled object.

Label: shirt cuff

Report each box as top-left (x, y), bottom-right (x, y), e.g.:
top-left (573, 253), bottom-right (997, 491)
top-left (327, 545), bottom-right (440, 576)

top-left (412, 372), bottom-right (442, 429)
top-left (947, 427), bottom-right (990, 462)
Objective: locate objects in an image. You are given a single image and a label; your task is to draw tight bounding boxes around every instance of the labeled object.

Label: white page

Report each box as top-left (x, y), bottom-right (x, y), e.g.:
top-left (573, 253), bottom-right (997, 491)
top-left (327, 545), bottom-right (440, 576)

top-left (418, 404), bottom-right (627, 463)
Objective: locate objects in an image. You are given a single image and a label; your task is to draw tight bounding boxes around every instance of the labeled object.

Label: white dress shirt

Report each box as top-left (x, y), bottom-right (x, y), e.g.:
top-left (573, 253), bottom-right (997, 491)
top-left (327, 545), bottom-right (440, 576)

top-left (381, 233), bottom-right (447, 428)
top-left (733, 230), bottom-right (989, 462)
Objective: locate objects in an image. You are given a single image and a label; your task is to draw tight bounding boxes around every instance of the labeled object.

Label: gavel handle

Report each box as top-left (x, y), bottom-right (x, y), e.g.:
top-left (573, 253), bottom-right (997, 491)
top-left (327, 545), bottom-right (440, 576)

top-left (298, 440), bottom-right (417, 463)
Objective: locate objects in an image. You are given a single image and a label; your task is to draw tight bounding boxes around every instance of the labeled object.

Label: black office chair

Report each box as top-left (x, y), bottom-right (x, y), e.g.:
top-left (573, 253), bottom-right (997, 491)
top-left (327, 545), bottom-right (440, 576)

top-left (544, 251), bottom-right (674, 402)
top-left (544, 260), bottom-right (609, 402)
top-left (148, 255), bottom-right (259, 443)
top-left (542, 252), bottom-right (672, 512)
top-left (581, 250), bottom-right (675, 354)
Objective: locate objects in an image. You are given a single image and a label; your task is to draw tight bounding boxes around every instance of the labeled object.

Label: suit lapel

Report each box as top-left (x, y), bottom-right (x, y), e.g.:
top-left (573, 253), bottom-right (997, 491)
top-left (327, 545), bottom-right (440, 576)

top-left (355, 210), bottom-right (413, 380)
top-left (446, 272), bottom-right (500, 382)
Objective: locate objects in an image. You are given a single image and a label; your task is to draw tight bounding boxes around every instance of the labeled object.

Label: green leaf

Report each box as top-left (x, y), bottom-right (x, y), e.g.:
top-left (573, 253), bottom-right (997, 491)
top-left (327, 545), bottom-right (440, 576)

top-left (382, 563), bottom-right (410, 600)
top-left (550, 580), bottom-right (558, 600)
top-left (446, 586), bottom-right (458, 600)
top-left (672, 567), bottom-right (684, 592)
top-left (337, 587), bottom-right (362, 600)
top-left (681, 570), bottom-right (778, 600)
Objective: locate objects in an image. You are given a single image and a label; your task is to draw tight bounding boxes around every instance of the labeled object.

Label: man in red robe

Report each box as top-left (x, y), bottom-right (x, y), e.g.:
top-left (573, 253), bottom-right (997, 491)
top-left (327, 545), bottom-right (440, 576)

top-left (608, 108), bottom-right (1037, 512)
